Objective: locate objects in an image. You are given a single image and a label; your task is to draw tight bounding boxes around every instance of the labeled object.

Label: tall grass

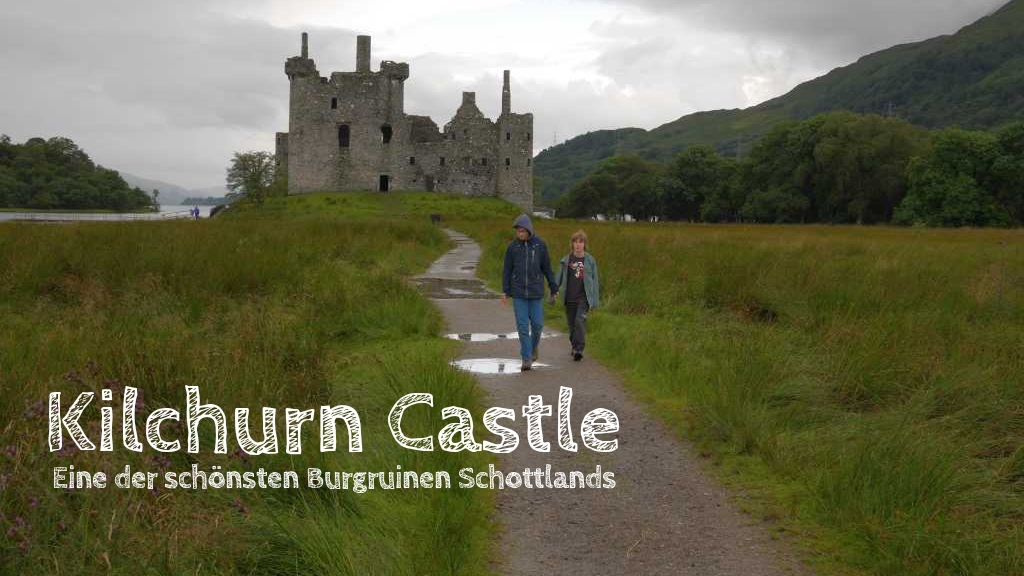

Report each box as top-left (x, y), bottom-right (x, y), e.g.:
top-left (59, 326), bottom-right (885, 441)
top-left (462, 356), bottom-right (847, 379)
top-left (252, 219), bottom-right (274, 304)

top-left (459, 219), bottom-right (1024, 575)
top-left (0, 215), bottom-right (493, 575)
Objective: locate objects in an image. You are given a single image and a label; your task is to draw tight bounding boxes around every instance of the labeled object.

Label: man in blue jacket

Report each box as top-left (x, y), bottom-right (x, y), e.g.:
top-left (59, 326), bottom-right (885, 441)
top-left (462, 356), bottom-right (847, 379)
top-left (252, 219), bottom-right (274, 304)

top-left (502, 214), bottom-right (558, 371)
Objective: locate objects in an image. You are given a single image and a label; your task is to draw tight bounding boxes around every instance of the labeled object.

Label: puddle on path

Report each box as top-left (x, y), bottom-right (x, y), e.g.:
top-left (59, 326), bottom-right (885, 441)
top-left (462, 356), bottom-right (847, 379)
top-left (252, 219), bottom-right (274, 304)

top-left (451, 358), bottom-right (551, 374)
top-left (444, 332), bottom-right (560, 342)
top-left (410, 277), bottom-right (497, 299)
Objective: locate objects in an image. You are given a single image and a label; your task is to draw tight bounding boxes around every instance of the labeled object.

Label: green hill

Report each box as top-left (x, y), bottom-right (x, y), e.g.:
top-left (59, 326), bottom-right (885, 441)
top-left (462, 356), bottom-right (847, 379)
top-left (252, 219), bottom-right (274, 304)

top-left (535, 0), bottom-right (1024, 202)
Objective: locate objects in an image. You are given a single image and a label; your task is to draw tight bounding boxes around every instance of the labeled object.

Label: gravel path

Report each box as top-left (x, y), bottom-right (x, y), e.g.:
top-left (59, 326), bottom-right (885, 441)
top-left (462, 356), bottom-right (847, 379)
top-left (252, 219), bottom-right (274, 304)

top-left (415, 230), bottom-right (812, 576)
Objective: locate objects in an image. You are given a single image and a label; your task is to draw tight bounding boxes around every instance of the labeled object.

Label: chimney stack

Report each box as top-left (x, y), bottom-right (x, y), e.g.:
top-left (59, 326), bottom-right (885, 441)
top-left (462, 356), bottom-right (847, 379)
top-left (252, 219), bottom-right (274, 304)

top-left (462, 91), bottom-right (476, 106)
top-left (301, 32), bottom-right (308, 58)
top-left (502, 70), bottom-right (511, 115)
top-left (356, 35), bottom-right (371, 72)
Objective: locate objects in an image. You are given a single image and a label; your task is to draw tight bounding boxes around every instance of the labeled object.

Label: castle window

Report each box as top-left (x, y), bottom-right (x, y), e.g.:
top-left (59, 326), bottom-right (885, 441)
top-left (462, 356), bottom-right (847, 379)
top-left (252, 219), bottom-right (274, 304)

top-left (381, 124), bottom-right (393, 144)
top-left (506, 132), bottom-right (511, 141)
top-left (331, 97), bottom-right (337, 109)
top-left (463, 129), bottom-right (468, 136)
top-left (505, 157), bottom-right (511, 167)
top-left (409, 156), bottom-right (416, 165)
top-left (481, 158), bottom-right (488, 166)
top-left (526, 132), bottom-right (532, 140)
top-left (440, 157), bottom-right (446, 166)
top-left (527, 158), bottom-right (532, 166)
top-left (338, 124), bottom-right (350, 148)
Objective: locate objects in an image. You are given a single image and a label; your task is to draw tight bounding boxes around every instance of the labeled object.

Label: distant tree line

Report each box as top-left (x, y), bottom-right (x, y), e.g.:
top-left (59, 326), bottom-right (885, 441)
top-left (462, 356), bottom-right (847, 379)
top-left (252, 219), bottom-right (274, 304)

top-left (0, 135), bottom-right (157, 212)
top-left (183, 196), bottom-right (230, 206)
top-left (556, 111), bottom-right (1024, 227)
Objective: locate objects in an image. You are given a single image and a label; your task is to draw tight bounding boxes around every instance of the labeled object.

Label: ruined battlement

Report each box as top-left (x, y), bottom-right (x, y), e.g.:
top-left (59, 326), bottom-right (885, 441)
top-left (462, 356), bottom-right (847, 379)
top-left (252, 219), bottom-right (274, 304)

top-left (274, 33), bottom-right (533, 211)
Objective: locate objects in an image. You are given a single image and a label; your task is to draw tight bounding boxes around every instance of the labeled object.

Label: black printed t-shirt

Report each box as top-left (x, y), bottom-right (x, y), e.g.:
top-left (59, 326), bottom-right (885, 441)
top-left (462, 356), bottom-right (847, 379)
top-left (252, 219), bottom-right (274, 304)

top-left (566, 255), bottom-right (586, 304)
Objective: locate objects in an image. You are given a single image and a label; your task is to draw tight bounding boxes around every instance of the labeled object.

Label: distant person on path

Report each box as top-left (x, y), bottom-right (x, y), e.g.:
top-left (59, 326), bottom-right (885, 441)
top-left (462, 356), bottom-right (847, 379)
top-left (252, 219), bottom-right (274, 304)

top-left (502, 214), bottom-right (558, 371)
top-left (193, 205), bottom-right (201, 219)
top-left (555, 230), bottom-right (600, 362)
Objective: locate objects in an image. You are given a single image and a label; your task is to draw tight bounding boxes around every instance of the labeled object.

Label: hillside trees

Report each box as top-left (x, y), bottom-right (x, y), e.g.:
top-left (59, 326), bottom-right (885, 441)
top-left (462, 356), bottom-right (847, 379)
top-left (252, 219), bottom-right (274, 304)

top-left (556, 154), bottom-right (661, 219)
top-left (895, 125), bottom-right (1024, 226)
top-left (556, 112), bottom-right (1021, 227)
top-left (0, 135), bottom-right (156, 211)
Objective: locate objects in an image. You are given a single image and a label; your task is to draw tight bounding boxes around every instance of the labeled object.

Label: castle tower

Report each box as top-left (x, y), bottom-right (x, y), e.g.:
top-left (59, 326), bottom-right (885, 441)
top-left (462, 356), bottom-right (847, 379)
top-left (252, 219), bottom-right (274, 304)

top-left (496, 70), bottom-right (534, 210)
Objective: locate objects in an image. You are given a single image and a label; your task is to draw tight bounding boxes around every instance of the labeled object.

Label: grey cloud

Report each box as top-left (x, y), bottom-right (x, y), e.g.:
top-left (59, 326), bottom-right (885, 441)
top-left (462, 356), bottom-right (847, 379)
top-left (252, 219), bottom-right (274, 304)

top-left (595, 0), bottom-right (1008, 65)
top-left (0, 0), bottom-right (1007, 188)
top-left (0, 1), bottom-right (349, 187)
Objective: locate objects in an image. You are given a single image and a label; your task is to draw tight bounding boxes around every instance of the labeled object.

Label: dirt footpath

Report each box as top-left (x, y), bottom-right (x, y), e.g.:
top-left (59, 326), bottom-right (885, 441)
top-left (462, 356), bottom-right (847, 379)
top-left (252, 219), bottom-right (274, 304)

top-left (414, 230), bottom-right (812, 576)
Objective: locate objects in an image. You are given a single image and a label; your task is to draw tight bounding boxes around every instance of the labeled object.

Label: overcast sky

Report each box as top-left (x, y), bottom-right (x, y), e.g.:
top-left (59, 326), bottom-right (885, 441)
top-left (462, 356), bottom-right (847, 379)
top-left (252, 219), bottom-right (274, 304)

top-left (0, 0), bottom-right (1007, 189)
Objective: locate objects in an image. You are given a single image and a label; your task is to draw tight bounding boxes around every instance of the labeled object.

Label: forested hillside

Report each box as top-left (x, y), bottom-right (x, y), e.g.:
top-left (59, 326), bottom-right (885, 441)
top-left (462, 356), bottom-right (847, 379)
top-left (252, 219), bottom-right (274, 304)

top-left (536, 0), bottom-right (1024, 202)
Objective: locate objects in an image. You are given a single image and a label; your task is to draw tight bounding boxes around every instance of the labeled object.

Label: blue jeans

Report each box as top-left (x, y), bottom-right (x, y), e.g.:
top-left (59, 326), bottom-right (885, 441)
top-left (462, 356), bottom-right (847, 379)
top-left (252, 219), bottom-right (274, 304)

top-left (512, 298), bottom-right (544, 361)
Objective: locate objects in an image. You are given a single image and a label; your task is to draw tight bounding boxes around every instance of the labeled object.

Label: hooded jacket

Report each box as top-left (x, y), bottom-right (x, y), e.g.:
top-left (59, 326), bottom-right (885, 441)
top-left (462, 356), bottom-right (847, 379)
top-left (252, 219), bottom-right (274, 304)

top-left (502, 214), bottom-right (558, 300)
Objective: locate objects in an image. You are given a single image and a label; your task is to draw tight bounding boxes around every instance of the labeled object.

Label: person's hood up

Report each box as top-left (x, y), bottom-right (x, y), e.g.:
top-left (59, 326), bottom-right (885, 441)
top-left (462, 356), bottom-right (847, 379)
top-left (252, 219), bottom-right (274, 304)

top-left (512, 214), bottom-right (534, 237)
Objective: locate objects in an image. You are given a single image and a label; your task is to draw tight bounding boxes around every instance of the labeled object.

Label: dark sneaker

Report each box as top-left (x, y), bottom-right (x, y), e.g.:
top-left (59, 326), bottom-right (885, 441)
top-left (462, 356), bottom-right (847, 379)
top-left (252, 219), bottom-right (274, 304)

top-left (573, 351), bottom-right (583, 362)
top-left (521, 360), bottom-right (532, 371)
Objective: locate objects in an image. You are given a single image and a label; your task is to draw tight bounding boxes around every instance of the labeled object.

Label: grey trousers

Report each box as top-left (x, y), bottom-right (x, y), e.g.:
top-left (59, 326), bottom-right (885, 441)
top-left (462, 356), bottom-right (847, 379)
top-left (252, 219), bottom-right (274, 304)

top-left (565, 300), bottom-right (589, 352)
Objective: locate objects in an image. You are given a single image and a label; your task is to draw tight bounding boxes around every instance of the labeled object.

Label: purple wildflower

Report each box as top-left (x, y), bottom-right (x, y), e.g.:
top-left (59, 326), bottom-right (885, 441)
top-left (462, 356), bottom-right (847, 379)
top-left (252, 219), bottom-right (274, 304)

top-left (23, 399), bottom-right (46, 420)
top-left (230, 447), bottom-right (250, 464)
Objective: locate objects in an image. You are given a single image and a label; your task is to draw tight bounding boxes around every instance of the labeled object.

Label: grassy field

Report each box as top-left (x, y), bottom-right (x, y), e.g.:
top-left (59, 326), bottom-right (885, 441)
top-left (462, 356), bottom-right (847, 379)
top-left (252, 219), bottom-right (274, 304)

top-left (222, 191), bottom-right (520, 222)
top-left (457, 219), bottom-right (1024, 576)
top-left (0, 193), bottom-right (509, 575)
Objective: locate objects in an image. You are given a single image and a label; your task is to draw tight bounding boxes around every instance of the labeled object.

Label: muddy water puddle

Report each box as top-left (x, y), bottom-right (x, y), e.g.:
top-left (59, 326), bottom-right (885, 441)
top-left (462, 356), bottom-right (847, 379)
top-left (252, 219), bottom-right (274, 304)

top-left (410, 277), bottom-right (497, 299)
top-left (450, 358), bottom-right (551, 374)
top-left (444, 332), bottom-right (560, 342)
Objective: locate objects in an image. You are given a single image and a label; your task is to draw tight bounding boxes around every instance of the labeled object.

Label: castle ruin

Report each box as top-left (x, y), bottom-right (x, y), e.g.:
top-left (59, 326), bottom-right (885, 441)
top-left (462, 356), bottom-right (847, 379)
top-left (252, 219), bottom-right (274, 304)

top-left (275, 33), bottom-right (534, 211)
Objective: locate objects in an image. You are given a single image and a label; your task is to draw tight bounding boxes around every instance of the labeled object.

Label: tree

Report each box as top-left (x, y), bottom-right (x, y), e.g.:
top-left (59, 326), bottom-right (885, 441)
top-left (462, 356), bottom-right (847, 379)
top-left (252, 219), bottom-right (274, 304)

top-left (556, 154), bottom-right (660, 219)
top-left (0, 135), bottom-right (154, 211)
top-left (894, 130), bottom-right (1008, 227)
top-left (663, 145), bottom-right (741, 222)
top-left (226, 151), bottom-right (276, 207)
top-left (740, 119), bottom-right (820, 223)
top-left (992, 122), bottom-right (1024, 224)
top-left (810, 112), bottom-right (925, 224)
